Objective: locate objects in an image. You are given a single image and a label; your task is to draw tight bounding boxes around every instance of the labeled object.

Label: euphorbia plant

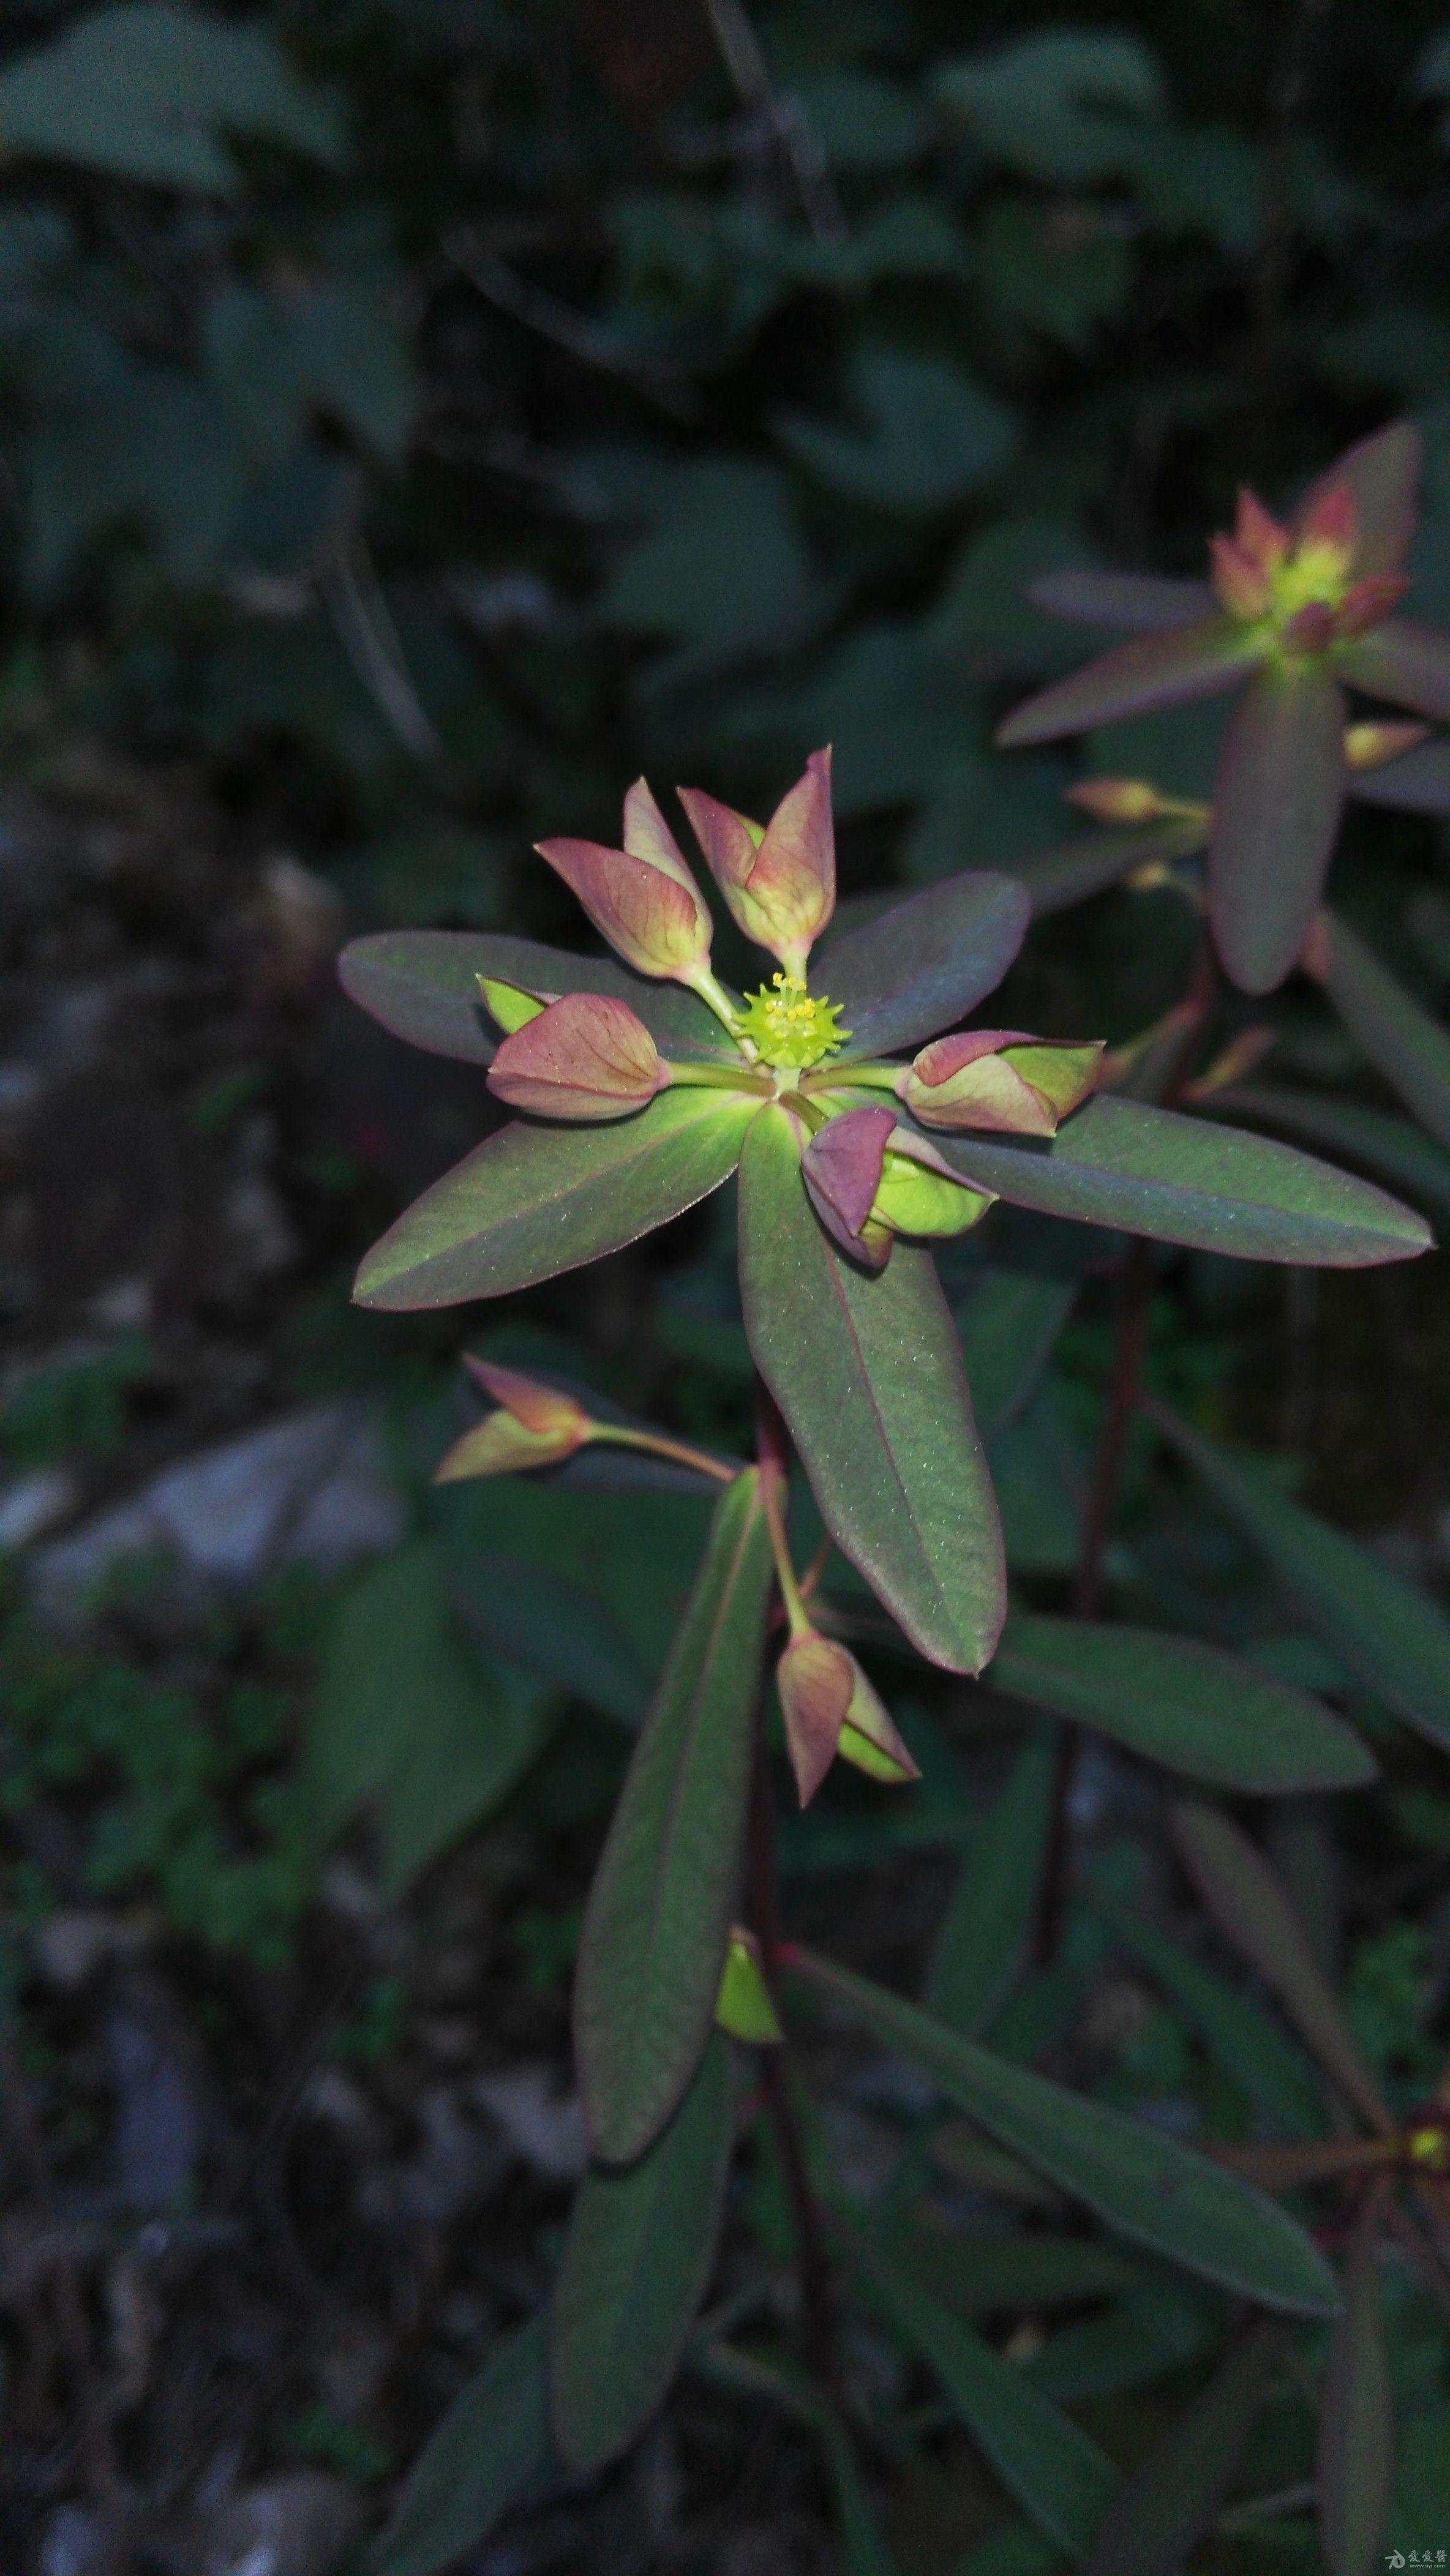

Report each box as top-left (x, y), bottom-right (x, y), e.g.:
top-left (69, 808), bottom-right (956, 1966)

top-left (344, 737), bottom-right (1436, 2566)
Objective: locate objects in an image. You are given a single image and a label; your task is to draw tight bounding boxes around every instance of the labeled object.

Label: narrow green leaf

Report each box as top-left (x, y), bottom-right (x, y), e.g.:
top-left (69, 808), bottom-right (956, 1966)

top-left (1084, 2323), bottom-right (1283, 2576)
top-left (991, 1614), bottom-right (1374, 1794)
top-left (928, 1723), bottom-right (1057, 2035)
top-left (551, 2034), bottom-right (735, 2474)
top-left (1318, 2207), bottom-right (1393, 2576)
top-left (339, 929), bottom-right (729, 1063)
top-left (929, 1095), bottom-right (1430, 1267)
top-left (956, 1267), bottom-right (1076, 1440)
top-left (1004, 814), bottom-right (1209, 917)
top-left (789, 1951), bottom-right (1342, 2315)
top-left (355, 1088), bottom-right (756, 1310)
top-left (1209, 659), bottom-right (1345, 995)
top-left (849, 2228), bottom-right (1119, 2562)
top-left (575, 1471), bottom-right (773, 2163)
top-left (369, 2313), bottom-right (549, 2576)
top-left (738, 1103), bottom-right (1005, 1674)
top-left (1028, 2284), bottom-right (1209, 2409)
top-left (1214, 1084), bottom-right (1450, 1227)
top-left (885, 2215), bottom-right (1140, 2318)
top-left (1089, 1889), bottom-right (1324, 2135)
top-left (817, 2414), bottom-right (903, 2576)
top-left (995, 615), bottom-right (1257, 748)
top-left (1154, 1401), bottom-right (1450, 1753)
top-left (1170, 1800), bottom-right (1389, 2132)
top-left (815, 871), bottom-right (1029, 1058)
top-left (1321, 907), bottom-right (1450, 1154)
top-left (308, 1543), bottom-right (554, 1896)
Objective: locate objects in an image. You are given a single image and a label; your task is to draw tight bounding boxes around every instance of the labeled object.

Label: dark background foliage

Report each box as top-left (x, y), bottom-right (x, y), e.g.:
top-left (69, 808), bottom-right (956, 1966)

top-left (7, 2), bottom-right (1450, 2570)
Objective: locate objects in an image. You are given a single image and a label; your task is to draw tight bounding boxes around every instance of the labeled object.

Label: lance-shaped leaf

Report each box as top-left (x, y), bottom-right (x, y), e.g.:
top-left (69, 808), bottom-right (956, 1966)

top-left (956, 1267), bottom-right (1076, 1442)
top-left (551, 2034), bottom-right (735, 2474)
top-left (1215, 1084), bottom-right (1450, 1227)
top-left (354, 1088), bottom-right (757, 1309)
top-left (1209, 660), bottom-right (1346, 994)
top-left (1084, 2324), bottom-right (1283, 2576)
top-left (1170, 1800), bottom-right (1391, 2133)
top-left (1299, 421), bottom-right (1420, 579)
top-left (1318, 2202), bottom-right (1392, 2576)
top-left (848, 2228), bottom-right (1120, 2562)
top-left (1338, 618), bottom-right (1450, 724)
top-left (925, 1094), bottom-right (1430, 1267)
top-left (813, 873), bottom-right (1029, 1059)
top-left (339, 929), bottom-right (731, 1065)
top-left (1349, 732), bottom-right (1450, 813)
top-left (1315, 908), bottom-right (1450, 1153)
top-left (928, 1722), bottom-right (1057, 2037)
top-left (994, 616), bottom-right (1258, 749)
top-left (1090, 1891), bottom-right (1324, 2135)
top-left (1153, 1402), bottom-right (1450, 1753)
top-left (1028, 568), bottom-right (1214, 631)
top-left (789, 1952), bottom-right (1341, 2315)
top-left (990, 1616), bottom-right (1373, 1794)
top-left (738, 1105), bottom-right (1005, 1674)
top-left (1005, 814), bottom-right (1209, 917)
top-left (369, 2313), bottom-right (550, 2576)
top-left (575, 1471), bottom-right (773, 2163)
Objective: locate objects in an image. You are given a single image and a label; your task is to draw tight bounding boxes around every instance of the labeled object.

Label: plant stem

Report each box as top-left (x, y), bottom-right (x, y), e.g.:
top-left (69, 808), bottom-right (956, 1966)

top-left (595, 1425), bottom-right (737, 1482)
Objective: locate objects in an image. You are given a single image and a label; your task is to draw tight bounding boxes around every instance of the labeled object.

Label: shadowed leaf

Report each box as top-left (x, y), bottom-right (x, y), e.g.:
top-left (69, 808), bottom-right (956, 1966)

top-left (354, 1088), bottom-right (756, 1309)
top-left (1153, 1402), bottom-right (1450, 1754)
top-left (926, 1094), bottom-right (1430, 1266)
top-left (928, 1721), bottom-right (1057, 2035)
top-left (815, 872), bottom-right (1029, 1058)
top-left (339, 929), bottom-right (731, 1064)
top-left (991, 1616), bottom-right (1373, 1793)
top-left (1319, 908), bottom-right (1450, 1153)
top-left (575, 1471), bottom-right (773, 2163)
top-left (1170, 1801), bottom-right (1389, 2132)
top-left (1028, 567), bottom-right (1214, 631)
top-left (551, 2035), bottom-right (735, 2473)
top-left (1349, 732), bottom-right (1450, 813)
top-left (790, 1951), bottom-right (1342, 2313)
top-left (1318, 2201), bottom-right (1393, 2576)
top-left (1089, 1890), bottom-right (1324, 2135)
top-left (369, 2313), bottom-right (550, 2576)
top-left (995, 616), bottom-right (1256, 748)
top-left (738, 1104), bottom-right (1005, 1672)
top-left (1085, 2324), bottom-right (1283, 2576)
top-left (1209, 660), bottom-right (1345, 994)
top-left (1338, 618), bottom-right (1450, 723)
top-left (1298, 421), bottom-right (1421, 579)
top-left (956, 1267), bottom-right (1077, 1440)
top-left (1003, 814), bottom-right (1208, 916)
top-left (849, 2228), bottom-right (1120, 2559)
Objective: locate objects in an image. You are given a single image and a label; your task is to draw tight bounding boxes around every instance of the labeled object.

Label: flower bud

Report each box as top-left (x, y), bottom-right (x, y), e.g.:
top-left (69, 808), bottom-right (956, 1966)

top-left (1344, 719), bottom-right (1427, 771)
top-left (776, 1628), bottom-right (918, 1807)
top-left (1209, 532), bottom-right (1273, 620)
top-left (1066, 776), bottom-right (1168, 825)
top-left (901, 1031), bottom-right (1102, 1135)
top-left (803, 1107), bottom-right (994, 1260)
top-left (680, 747), bottom-right (834, 973)
top-left (434, 1360), bottom-right (592, 1481)
top-left (486, 992), bottom-right (669, 1121)
top-left (536, 779), bottom-right (713, 981)
top-left (870, 1136), bottom-right (994, 1240)
top-left (715, 1926), bottom-right (783, 2043)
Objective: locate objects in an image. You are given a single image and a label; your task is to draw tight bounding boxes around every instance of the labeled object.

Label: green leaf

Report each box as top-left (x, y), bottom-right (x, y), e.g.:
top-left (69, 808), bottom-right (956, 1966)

top-left (934, 31), bottom-right (1165, 185)
top-left (1030, 569), bottom-right (1214, 632)
top-left (1170, 1800), bottom-right (1389, 2132)
top-left (1338, 618), bottom-right (1450, 725)
top-left (885, 2215), bottom-right (1141, 2318)
top-left (928, 1094), bottom-right (1431, 1266)
top-left (1154, 1402), bottom-right (1450, 1753)
top-left (816, 872), bottom-right (1030, 1060)
top-left (1214, 1084), bottom-right (1450, 1227)
top-left (599, 457), bottom-right (822, 659)
top-left (1089, 1889), bottom-right (1324, 2135)
top-left (1084, 2324), bottom-right (1283, 2576)
top-left (738, 1104), bottom-right (1005, 1673)
top-left (355, 1088), bottom-right (756, 1311)
top-left (307, 1543), bottom-right (555, 1898)
top-left (778, 344), bottom-right (1016, 514)
top-left (1320, 908), bottom-right (1450, 1154)
top-left (849, 2228), bottom-right (1119, 2561)
top-left (338, 930), bottom-right (729, 1066)
top-left (575, 1472), bottom-right (773, 2163)
top-left (928, 1723), bottom-right (1057, 2035)
top-left (1029, 2285), bottom-right (1209, 2409)
top-left (0, 1), bottom-right (342, 192)
top-left (551, 2034), bottom-right (735, 2474)
top-left (369, 2313), bottom-right (549, 2576)
top-left (994, 618), bottom-right (1256, 751)
top-left (956, 1267), bottom-right (1076, 1440)
top-left (1318, 2212), bottom-right (1393, 2576)
top-left (789, 1952), bottom-right (1342, 2314)
top-left (817, 2414), bottom-right (903, 2576)
top-left (991, 1615), bottom-right (1374, 1794)
top-left (1209, 660), bottom-right (1346, 995)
